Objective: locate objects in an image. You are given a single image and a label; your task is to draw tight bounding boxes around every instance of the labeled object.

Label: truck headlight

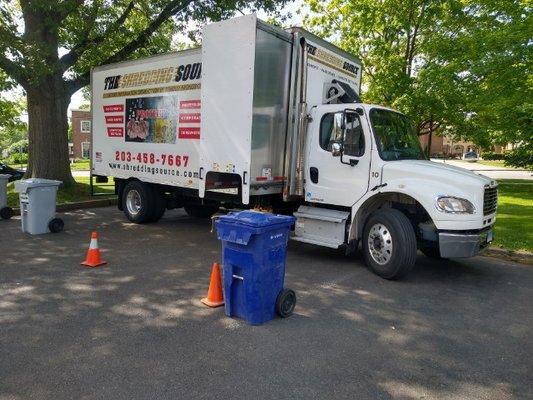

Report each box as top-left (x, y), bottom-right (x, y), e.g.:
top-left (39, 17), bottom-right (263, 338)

top-left (436, 196), bottom-right (475, 214)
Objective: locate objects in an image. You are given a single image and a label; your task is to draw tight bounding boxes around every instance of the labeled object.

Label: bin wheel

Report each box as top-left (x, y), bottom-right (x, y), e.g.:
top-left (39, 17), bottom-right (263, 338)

top-left (48, 218), bottom-right (64, 233)
top-left (0, 206), bottom-right (13, 220)
top-left (276, 289), bottom-right (296, 318)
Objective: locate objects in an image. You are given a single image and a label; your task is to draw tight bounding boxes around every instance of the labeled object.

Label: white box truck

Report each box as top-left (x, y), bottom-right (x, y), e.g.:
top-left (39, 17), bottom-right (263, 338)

top-left (91, 14), bottom-right (498, 279)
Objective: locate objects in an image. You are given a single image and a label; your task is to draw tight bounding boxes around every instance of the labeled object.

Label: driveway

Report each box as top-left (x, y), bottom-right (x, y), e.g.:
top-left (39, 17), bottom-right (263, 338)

top-left (1, 207), bottom-right (532, 400)
top-left (431, 159), bottom-right (532, 180)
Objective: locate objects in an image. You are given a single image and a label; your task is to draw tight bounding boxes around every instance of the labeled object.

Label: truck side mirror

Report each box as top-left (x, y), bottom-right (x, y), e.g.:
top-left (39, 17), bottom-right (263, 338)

top-left (331, 142), bottom-right (342, 157)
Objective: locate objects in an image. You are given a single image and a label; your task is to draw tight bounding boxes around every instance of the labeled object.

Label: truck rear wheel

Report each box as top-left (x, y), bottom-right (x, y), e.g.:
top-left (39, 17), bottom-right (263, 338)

top-left (122, 181), bottom-right (155, 223)
top-left (184, 205), bottom-right (218, 219)
top-left (149, 188), bottom-right (167, 222)
top-left (362, 209), bottom-right (417, 280)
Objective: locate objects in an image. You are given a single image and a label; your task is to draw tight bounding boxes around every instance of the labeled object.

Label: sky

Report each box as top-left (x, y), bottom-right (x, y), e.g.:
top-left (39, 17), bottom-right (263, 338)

top-left (67, 1), bottom-right (306, 113)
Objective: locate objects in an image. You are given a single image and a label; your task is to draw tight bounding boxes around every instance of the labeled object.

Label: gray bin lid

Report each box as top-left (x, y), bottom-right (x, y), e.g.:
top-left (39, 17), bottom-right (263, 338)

top-left (0, 174), bottom-right (11, 180)
top-left (14, 178), bottom-right (62, 193)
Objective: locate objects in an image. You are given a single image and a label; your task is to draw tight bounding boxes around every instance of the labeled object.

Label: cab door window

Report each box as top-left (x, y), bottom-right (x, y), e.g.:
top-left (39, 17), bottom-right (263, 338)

top-left (319, 112), bottom-right (365, 156)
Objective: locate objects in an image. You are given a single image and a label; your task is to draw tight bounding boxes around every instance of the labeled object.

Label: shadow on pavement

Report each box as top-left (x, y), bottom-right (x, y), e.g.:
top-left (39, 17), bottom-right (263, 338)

top-left (0, 208), bottom-right (531, 399)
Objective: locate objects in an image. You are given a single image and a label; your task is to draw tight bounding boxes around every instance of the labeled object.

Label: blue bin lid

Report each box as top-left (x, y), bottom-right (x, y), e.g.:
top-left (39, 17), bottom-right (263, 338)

top-left (217, 211), bottom-right (295, 228)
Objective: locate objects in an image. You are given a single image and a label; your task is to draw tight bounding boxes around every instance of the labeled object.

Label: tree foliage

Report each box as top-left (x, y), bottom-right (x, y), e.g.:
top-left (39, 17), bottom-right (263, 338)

top-left (304, 0), bottom-right (532, 162)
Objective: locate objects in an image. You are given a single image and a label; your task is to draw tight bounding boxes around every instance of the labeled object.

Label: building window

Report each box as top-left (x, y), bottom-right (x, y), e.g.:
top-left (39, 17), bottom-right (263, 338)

top-left (81, 120), bottom-right (91, 133)
top-left (81, 142), bottom-right (90, 159)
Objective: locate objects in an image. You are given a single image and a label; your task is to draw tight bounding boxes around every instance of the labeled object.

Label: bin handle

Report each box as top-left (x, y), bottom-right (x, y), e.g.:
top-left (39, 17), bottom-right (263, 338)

top-left (210, 213), bottom-right (222, 233)
top-left (232, 274), bottom-right (244, 281)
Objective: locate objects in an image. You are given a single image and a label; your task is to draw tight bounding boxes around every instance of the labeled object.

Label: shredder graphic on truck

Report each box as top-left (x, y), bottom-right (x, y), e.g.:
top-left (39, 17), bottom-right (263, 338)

top-left (92, 14), bottom-right (498, 279)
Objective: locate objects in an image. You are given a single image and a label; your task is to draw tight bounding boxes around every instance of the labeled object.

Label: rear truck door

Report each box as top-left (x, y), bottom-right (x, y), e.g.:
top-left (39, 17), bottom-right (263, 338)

top-left (304, 106), bottom-right (371, 206)
top-left (198, 14), bottom-right (257, 204)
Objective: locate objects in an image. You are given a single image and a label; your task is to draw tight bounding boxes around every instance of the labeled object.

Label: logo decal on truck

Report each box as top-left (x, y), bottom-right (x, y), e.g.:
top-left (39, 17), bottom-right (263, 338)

top-left (103, 63), bottom-right (201, 91)
top-left (125, 96), bottom-right (179, 144)
top-left (107, 127), bottom-right (124, 137)
top-left (306, 43), bottom-right (359, 78)
top-left (178, 113), bottom-right (201, 123)
top-left (103, 104), bottom-right (124, 113)
top-left (178, 127), bottom-right (200, 139)
top-left (105, 115), bottom-right (124, 124)
top-left (180, 100), bottom-right (201, 109)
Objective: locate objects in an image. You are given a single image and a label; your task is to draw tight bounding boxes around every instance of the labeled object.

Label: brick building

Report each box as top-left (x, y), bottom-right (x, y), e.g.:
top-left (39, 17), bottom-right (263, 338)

top-left (419, 134), bottom-right (477, 157)
top-left (71, 109), bottom-right (92, 159)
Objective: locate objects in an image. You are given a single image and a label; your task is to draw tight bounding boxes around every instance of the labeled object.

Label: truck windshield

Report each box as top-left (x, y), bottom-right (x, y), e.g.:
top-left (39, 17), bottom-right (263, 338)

top-left (370, 109), bottom-right (425, 161)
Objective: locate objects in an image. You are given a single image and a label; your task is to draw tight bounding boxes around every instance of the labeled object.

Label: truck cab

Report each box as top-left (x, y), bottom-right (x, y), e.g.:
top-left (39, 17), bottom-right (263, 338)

top-left (292, 102), bottom-right (497, 278)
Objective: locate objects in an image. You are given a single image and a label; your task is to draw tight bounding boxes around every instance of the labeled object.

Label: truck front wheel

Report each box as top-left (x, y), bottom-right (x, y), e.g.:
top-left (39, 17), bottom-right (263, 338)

top-left (122, 181), bottom-right (155, 223)
top-left (362, 209), bottom-right (417, 280)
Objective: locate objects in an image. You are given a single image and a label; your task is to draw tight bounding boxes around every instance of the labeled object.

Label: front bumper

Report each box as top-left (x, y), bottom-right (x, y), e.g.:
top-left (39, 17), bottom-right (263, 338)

top-left (439, 228), bottom-right (493, 258)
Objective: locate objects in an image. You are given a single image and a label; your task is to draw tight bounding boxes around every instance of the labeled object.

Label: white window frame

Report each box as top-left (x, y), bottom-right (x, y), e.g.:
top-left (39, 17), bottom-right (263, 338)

top-left (81, 141), bottom-right (91, 159)
top-left (80, 120), bottom-right (91, 133)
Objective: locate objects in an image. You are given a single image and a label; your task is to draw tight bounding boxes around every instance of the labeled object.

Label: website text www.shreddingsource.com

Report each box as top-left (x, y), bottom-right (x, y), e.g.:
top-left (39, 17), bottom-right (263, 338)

top-left (108, 162), bottom-right (198, 178)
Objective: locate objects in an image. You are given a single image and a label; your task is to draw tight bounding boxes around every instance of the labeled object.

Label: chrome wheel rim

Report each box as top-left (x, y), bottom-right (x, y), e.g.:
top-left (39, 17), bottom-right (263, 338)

top-left (367, 223), bottom-right (393, 265)
top-left (126, 189), bottom-right (142, 216)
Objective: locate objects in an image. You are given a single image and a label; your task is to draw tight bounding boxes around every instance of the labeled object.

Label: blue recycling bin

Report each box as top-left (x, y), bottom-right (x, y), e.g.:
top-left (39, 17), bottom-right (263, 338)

top-left (215, 211), bottom-right (296, 325)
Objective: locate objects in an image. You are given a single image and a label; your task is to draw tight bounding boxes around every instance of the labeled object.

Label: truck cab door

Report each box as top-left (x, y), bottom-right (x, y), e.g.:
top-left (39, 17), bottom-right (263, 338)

top-left (304, 107), bottom-right (371, 206)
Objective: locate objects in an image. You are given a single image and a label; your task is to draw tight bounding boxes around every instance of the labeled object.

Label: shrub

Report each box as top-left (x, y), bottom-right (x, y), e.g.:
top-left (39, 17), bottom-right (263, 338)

top-left (6, 152), bottom-right (28, 165)
top-left (481, 151), bottom-right (506, 160)
top-left (504, 145), bottom-right (533, 170)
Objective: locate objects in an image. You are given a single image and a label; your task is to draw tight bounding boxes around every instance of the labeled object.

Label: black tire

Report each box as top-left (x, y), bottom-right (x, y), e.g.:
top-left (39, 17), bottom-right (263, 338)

top-left (0, 206), bottom-right (13, 220)
top-left (48, 218), bottom-right (64, 233)
top-left (276, 289), bottom-right (296, 318)
top-left (362, 208), bottom-right (417, 280)
top-left (116, 181), bottom-right (124, 211)
top-left (122, 181), bottom-right (155, 223)
top-left (184, 204), bottom-right (218, 219)
top-left (149, 188), bottom-right (167, 222)
top-left (421, 245), bottom-right (447, 260)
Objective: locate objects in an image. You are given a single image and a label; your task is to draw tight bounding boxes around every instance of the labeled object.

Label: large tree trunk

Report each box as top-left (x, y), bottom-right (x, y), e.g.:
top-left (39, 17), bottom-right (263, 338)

top-left (25, 77), bottom-right (74, 184)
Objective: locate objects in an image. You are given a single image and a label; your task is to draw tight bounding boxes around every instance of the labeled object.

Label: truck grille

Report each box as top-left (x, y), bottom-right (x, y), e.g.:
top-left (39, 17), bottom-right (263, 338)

top-left (483, 187), bottom-right (498, 215)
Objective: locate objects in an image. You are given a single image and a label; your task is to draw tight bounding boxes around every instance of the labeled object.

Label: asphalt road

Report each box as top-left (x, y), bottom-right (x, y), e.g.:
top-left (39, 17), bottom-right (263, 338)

top-left (1, 207), bottom-right (532, 400)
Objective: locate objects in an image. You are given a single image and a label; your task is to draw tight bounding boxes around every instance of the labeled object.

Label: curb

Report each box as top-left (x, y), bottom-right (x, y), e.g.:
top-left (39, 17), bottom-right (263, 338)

top-left (484, 247), bottom-right (533, 265)
top-left (11, 197), bottom-right (118, 216)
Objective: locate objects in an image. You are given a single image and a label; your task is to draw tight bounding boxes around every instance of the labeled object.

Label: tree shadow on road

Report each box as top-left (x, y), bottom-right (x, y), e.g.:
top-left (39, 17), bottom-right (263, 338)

top-left (0, 209), bottom-right (531, 399)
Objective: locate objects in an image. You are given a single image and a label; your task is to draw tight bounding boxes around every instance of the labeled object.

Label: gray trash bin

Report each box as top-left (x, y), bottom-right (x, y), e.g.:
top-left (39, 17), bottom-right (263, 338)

top-left (0, 174), bottom-right (13, 219)
top-left (14, 179), bottom-right (64, 234)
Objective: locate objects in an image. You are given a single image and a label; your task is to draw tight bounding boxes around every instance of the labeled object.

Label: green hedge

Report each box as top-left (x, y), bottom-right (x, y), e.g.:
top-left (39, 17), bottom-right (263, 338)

top-left (6, 152), bottom-right (28, 164)
top-left (481, 151), bottom-right (506, 161)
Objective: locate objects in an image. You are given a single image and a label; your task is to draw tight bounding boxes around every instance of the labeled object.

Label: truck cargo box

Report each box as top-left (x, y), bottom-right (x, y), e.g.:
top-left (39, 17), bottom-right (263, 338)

top-left (91, 14), bottom-right (362, 204)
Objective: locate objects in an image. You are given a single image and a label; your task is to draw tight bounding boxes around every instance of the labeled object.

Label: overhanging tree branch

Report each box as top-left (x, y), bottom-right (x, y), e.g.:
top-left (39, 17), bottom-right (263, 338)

top-left (56, 0), bottom-right (85, 23)
top-left (66, 0), bottom-right (193, 94)
top-left (407, 1), bottom-right (428, 77)
top-left (0, 55), bottom-right (28, 87)
top-left (60, 1), bottom-right (135, 71)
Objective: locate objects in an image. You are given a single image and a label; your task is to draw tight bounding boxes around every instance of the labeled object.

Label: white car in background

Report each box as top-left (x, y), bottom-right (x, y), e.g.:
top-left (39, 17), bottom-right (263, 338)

top-left (463, 150), bottom-right (480, 162)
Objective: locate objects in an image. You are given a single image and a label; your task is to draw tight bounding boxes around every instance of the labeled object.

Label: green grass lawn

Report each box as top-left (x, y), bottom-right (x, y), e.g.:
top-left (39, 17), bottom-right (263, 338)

top-left (476, 160), bottom-right (512, 168)
top-left (70, 159), bottom-right (90, 170)
top-left (7, 163), bottom-right (27, 170)
top-left (7, 159), bottom-right (90, 171)
top-left (492, 179), bottom-right (533, 252)
top-left (6, 176), bottom-right (115, 208)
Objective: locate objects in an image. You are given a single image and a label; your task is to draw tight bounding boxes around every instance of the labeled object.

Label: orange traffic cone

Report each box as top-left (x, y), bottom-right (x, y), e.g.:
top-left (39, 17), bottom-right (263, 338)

top-left (201, 262), bottom-right (224, 307)
top-left (81, 231), bottom-right (107, 268)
